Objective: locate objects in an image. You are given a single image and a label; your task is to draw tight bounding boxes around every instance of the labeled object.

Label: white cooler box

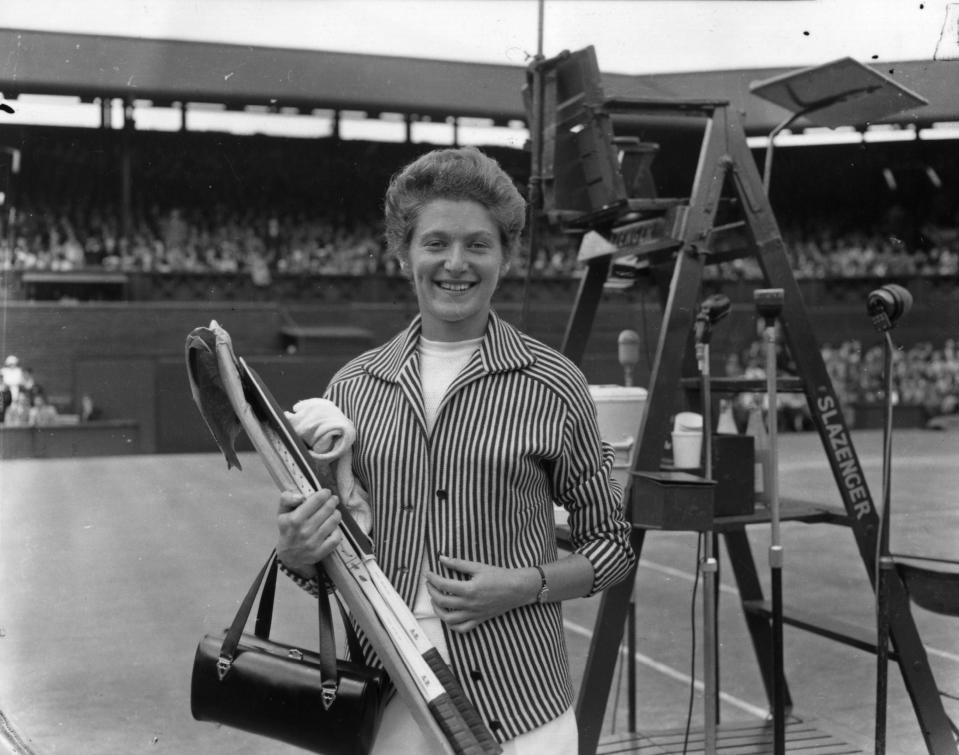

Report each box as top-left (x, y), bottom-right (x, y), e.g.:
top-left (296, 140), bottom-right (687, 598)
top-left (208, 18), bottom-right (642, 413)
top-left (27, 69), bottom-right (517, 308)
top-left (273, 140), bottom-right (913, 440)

top-left (556, 385), bottom-right (647, 527)
top-left (589, 384), bottom-right (648, 486)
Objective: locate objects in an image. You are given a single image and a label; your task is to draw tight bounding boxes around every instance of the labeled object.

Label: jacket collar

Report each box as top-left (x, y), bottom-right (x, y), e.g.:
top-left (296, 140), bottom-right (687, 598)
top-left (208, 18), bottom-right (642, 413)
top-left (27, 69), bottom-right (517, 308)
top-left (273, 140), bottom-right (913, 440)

top-left (364, 310), bottom-right (536, 384)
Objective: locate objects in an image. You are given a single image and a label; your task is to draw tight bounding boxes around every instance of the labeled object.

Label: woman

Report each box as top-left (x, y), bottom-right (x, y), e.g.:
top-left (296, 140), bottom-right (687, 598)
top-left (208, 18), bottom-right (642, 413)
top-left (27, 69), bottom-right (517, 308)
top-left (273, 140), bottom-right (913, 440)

top-left (277, 146), bottom-right (635, 754)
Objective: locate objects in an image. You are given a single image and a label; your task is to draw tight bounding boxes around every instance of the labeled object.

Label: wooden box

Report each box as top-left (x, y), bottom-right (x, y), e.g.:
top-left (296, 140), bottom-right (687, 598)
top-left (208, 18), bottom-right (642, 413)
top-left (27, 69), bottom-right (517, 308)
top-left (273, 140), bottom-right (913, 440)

top-left (631, 471), bottom-right (715, 531)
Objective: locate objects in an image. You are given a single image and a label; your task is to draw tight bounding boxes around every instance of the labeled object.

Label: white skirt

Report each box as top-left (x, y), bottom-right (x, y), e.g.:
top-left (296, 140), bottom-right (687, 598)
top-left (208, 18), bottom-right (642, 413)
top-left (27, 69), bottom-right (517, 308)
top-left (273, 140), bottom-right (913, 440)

top-left (370, 576), bottom-right (578, 755)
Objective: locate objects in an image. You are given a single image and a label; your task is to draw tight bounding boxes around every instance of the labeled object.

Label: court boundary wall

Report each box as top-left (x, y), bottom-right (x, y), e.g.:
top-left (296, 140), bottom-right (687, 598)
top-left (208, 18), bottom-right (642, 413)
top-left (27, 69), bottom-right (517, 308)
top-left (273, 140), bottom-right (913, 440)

top-left (2, 294), bottom-right (957, 455)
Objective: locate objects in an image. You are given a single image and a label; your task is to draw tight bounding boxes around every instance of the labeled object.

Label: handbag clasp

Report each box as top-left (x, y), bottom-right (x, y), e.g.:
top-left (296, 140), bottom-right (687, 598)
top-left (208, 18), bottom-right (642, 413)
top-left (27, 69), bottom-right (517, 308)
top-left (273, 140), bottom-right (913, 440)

top-left (321, 680), bottom-right (338, 710)
top-left (216, 655), bottom-right (233, 681)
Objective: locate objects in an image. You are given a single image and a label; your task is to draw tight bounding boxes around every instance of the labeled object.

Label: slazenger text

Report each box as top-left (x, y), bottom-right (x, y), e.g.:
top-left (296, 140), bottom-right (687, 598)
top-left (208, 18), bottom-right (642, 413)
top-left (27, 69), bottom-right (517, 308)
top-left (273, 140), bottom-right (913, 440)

top-left (817, 394), bottom-right (873, 519)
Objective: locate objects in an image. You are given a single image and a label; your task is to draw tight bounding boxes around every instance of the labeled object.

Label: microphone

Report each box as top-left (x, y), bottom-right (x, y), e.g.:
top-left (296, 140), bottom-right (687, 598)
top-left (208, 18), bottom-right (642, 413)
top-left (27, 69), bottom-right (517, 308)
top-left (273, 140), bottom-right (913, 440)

top-left (701, 294), bottom-right (732, 324)
top-left (618, 330), bottom-right (640, 387)
top-left (695, 294), bottom-right (732, 343)
top-left (867, 284), bottom-right (912, 332)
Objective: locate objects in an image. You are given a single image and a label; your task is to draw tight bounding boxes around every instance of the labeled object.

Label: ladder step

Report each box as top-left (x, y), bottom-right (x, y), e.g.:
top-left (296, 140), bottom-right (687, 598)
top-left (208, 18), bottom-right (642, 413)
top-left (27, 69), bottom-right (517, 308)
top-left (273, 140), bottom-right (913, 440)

top-left (552, 198), bottom-right (686, 230)
top-left (741, 600), bottom-right (898, 660)
top-left (598, 718), bottom-right (864, 754)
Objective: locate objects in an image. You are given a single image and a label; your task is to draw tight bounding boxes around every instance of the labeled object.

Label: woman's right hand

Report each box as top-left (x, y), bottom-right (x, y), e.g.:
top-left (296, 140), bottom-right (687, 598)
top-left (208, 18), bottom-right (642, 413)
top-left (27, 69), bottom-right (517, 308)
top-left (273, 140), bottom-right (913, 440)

top-left (276, 489), bottom-right (342, 578)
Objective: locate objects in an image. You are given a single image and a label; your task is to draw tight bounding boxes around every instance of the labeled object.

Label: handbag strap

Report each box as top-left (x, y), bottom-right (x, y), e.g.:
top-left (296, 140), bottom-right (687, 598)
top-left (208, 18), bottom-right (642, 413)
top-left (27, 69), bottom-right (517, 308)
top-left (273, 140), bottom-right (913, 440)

top-left (217, 551), bottom-right (340, 710)
top-left (217, 551), bottom-right (277, 681)
top-left (332, 590), bottom-right (365, 663)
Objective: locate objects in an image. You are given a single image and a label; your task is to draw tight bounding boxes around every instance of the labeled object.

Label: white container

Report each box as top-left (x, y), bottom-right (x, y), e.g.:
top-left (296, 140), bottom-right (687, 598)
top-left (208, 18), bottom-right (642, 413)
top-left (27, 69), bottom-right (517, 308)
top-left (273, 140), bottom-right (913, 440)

top-left (671, 430), bottom-right (703, 469)
top-left (673, 411), bottom-right (703, 432)
top-left (557, 385), bottom-right (649, 525)
top-left (589, 385), bottom-right (649, 486)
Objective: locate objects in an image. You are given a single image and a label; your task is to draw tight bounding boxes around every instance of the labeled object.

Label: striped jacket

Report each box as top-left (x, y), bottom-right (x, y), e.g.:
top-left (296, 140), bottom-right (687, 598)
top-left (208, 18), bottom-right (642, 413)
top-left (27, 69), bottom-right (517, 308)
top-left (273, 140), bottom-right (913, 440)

top-left (324, 310), bottom-right (636, 742)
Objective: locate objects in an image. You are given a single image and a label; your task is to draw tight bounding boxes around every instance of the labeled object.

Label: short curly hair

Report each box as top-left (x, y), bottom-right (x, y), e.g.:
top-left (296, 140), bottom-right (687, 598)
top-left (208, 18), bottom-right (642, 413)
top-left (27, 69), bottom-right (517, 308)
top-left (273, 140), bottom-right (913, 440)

top-left (383, 147), bottom-right (526, 264)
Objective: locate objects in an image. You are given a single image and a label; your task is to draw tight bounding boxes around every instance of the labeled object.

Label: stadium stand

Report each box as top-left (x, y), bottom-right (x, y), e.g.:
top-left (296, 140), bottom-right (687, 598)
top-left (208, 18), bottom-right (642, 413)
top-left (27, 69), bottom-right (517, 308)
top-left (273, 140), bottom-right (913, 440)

top-left (1, 38), bottom-right (957, 456)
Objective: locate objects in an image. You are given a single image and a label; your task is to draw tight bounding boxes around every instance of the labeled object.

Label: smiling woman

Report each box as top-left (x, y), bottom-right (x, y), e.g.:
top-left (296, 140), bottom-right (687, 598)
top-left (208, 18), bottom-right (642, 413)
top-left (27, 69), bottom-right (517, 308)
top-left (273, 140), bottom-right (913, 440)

top-left (405, 199), bottom-right (508, 341)
top-left (382, 148), bottom-right (527, 341)
top-left (275, 146), bottom-right (636, 753)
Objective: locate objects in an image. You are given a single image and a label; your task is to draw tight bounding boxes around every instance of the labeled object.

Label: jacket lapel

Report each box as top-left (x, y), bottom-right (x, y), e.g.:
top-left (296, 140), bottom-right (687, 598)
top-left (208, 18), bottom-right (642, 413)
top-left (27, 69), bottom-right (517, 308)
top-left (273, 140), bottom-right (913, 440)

top-left (364, 317), bottom-right (429, 435)
top-left (443, 311), bottom-right (537, 400)
top-left (362, 312), bottom-right (537, 436)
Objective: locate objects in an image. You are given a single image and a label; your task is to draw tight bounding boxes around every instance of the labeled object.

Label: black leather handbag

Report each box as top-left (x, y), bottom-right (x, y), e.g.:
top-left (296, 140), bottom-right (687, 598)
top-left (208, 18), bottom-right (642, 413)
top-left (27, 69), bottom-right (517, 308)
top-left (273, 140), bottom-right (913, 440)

top-left (191, 551), bottom-right (388, 755)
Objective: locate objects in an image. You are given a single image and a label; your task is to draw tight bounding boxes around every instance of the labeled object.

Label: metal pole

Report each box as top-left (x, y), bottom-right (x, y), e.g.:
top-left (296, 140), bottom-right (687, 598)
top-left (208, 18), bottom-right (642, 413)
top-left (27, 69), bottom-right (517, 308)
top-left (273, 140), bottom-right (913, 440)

top-left (520, 0), bottom-right (546, 331)
top-left (755, 288), bottom-right (785, 755)
top-left (618, 329), bottom-right (641, 734)
top-left (699, 337), bottom-right (718, 754)
top-left (766, 322), bottom-right (785, 755)
top-left (875, 329), bottom-right (895, 754)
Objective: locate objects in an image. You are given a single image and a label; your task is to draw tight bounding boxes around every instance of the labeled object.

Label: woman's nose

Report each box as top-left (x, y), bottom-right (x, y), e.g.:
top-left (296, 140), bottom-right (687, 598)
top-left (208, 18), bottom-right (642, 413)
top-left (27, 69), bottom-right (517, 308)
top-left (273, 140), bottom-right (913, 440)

top-left (444, 243), bottom-right (467, 273)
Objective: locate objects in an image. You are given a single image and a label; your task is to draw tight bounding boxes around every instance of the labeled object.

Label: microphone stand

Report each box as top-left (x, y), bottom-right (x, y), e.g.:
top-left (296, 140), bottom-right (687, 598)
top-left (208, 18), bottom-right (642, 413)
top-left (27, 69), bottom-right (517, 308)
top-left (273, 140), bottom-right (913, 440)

top-left (866, 284), bottom-right (912, 755)
top-left (874, 325), bottom-right (897, 755)
top-left (755, 289), bottom-right (785, 755)
top-left (618, 329), bottom-right (641, 734)
top-left (695, 315), bottom-right (719, 755)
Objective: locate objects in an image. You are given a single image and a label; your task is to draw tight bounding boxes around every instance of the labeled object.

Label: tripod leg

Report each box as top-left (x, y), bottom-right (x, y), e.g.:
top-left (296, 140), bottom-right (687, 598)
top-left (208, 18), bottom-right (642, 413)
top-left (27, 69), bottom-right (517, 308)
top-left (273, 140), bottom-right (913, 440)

top-left (876, 561), bottom-right (891, 755)
top-left (771, 549), bottom-right (785, 753)
top-left (723, 527), bottom-right (793, 713)
top-left (576, 528), bottom-right (646, 755)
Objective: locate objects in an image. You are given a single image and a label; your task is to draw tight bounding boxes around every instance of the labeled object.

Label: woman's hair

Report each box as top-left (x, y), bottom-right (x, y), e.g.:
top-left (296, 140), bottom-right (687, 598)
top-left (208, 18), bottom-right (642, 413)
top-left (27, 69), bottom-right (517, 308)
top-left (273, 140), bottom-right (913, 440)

top-left (383, 147), bottom-right (526, 263)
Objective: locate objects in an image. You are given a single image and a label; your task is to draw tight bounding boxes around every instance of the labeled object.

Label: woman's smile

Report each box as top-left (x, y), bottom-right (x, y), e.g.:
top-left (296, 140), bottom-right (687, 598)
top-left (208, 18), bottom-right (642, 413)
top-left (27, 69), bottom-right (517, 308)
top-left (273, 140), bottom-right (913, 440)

top-left (435, 280), bottom-right (476, 293)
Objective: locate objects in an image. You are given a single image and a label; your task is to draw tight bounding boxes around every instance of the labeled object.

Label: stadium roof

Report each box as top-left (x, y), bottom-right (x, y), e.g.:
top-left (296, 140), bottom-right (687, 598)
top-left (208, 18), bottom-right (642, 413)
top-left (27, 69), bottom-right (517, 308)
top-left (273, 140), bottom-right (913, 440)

top-left (1, 28), bottom-right (957, 135)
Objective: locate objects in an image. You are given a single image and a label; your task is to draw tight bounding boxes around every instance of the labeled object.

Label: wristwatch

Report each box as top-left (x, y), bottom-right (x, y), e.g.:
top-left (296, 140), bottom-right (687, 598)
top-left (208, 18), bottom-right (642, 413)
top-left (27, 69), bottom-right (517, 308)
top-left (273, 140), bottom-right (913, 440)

top-left (534, 565), bottom-right (549, 604)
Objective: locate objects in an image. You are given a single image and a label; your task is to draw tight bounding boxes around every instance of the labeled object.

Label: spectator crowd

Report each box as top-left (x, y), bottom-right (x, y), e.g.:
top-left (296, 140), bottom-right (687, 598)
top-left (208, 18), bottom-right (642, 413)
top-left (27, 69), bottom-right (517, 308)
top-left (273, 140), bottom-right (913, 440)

top-left (1, 354), bottom-right (103, 427)
top-left (4, 200), bottom-right (959, 281)
top-left (1, 355), bottom-right (57, 427)
top-left (2, 125), bottom-right (958, 280)
top-left (1, 126), bottom-right (957, 426)
top-left (722, 336), bottom-right (959, 431)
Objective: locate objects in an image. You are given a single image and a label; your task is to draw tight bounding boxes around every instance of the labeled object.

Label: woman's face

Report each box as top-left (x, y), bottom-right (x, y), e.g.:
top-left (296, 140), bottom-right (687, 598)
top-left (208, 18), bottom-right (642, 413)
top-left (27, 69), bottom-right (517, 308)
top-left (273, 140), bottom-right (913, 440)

top-left (406, 199), bottom-right (507, 342)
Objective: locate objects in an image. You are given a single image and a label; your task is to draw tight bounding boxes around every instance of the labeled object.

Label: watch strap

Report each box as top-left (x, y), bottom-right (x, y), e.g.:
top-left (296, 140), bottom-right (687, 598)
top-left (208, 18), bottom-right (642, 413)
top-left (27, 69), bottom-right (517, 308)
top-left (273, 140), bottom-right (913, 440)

top-left (534, 564), bottom-right (549, 604)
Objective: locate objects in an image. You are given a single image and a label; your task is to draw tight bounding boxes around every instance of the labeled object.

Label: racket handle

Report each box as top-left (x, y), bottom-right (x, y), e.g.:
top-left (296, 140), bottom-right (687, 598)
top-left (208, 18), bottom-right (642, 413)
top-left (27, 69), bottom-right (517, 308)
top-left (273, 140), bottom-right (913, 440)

top-left (428, 692), bottom-right (500, 755)
top-left (424, 648), bottom-right (501, 753)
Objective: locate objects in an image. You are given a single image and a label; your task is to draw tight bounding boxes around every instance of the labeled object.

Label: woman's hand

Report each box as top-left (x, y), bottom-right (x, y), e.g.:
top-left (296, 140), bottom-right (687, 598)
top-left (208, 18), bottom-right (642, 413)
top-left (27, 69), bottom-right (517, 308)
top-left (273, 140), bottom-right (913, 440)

top-left (424, 555), bottom-right (538, 634)
top-left (276, 489), bottom-right (342, 578)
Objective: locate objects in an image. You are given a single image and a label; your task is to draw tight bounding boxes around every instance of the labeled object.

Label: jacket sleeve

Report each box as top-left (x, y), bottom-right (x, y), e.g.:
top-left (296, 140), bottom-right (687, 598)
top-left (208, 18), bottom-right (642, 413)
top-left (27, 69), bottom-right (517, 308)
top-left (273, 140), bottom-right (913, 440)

top-left (551, 379), bottom-right (636, 596)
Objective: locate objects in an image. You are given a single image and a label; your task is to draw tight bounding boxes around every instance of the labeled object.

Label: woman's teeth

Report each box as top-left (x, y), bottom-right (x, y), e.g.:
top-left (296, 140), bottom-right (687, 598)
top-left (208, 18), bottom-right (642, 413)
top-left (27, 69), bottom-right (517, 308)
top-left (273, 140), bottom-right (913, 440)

top-left (437, 281), bottom-right (473, 292)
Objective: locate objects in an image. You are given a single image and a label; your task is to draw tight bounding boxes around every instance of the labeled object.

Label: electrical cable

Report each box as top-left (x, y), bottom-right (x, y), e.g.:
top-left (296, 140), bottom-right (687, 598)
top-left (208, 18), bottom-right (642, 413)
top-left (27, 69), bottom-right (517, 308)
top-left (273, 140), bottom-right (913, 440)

top-left (681, 534), bottom-right (704, 755)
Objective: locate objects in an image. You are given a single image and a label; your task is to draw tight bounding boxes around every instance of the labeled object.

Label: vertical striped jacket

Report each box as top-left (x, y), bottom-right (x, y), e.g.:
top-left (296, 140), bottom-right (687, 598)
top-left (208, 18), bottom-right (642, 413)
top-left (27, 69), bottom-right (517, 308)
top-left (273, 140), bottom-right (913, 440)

top-left (324, 310), bottom-right (636, 742)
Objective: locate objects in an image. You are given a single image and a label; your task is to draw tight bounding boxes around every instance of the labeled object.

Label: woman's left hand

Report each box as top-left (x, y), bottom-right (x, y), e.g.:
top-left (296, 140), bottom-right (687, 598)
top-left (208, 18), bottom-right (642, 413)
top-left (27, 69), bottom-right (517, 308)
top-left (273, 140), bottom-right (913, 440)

top-left (424, 555), bottom-right (536, 633)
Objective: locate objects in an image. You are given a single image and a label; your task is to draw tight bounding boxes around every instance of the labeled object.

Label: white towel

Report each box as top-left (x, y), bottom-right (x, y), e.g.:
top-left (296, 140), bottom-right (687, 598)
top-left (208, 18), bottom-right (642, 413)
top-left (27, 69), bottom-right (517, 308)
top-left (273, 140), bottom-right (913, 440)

top-left (285, 397), bottom-right (372, 534)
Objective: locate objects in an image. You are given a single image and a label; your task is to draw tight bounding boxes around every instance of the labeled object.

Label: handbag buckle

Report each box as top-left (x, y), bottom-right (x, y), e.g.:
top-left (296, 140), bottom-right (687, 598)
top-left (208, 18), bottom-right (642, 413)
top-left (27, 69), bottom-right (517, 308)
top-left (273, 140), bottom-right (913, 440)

top-left (321, 681), bottom-right (338, 711)
top-left (216, 655), bottom-right (233, 681)
top-left (288, 648), bottom-right (304, 661)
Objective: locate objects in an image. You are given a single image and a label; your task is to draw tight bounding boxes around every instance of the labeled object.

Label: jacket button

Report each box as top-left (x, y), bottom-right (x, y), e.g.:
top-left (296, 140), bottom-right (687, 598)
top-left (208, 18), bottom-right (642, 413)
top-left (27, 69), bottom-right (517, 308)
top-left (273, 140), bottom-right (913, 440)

top-left (436, 489), bottom-right (448, 501)
top-left (489, 720), bottom-right (501, 732)
top-left (470, 670), bottom-right (483, 682)
top-left (398, 565), bottom-right (409, 574)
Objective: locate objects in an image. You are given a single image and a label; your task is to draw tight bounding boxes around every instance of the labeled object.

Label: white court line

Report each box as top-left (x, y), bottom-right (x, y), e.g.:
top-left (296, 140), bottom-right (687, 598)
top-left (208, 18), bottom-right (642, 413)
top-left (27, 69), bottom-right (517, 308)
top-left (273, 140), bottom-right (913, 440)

top-left (636, 560), bottom-right (959, 665)
top-left (638, 560), bottom-right (739, 596)
top-left (563, 619), bottom-right (770, 720)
